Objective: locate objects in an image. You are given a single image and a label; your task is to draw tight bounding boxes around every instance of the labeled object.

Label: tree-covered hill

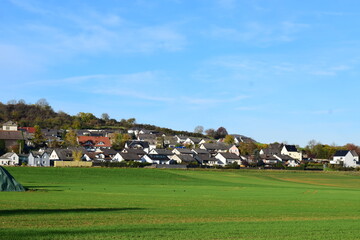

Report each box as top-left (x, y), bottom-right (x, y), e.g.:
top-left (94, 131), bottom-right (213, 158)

top-left (0, 99), bottom-right (206, 138)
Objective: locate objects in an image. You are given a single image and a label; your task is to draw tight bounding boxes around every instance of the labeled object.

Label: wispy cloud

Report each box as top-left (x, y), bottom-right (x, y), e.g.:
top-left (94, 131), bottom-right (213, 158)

top-left (8, 0), bottom-right (187, 55)
top-left (182, 95), bottom-right (248, 105)
top-left (210, 21), bottom-right (309, 45)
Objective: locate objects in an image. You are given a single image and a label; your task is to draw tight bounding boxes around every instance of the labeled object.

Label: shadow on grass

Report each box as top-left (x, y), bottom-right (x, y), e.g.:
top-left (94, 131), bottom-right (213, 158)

top-left (1, 226), bottom-right (183, 240)
top-left (0, 207), bottom-right (146, 216)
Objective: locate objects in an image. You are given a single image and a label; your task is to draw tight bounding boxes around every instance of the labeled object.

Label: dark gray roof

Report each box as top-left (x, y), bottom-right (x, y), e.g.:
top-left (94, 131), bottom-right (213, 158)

top-left (174, 154), bottom-right (196, 162)
top-left (201, 143), bottom-right (229, 151)
top-left (173, 148), bottom-right (193, 154)
top-left (0, 130), bottom-right (24, 140)
top-left (151, 149), bottom-right (173, 155)
top-left (138, 134), bottom-right (157, 140)
top-left (334, 150), bottom-right (349, 157)
top-left (147, 154), bottom-right (170, 161)
top-left (119, 153), bottom-right (142, 161)
top-left (192, 149), bottom-right (210, 155)
top-left (100, 148), bottom-right (118, 155)
top-left (122, 148), bottom-right (146, 156)
top-left (217, 152), bottom-right (240, 160)
top-left (261, 143), bottom-right (284, 155)
top-left (187, 137), bottom-right (202, 144)
top-left (126, 141), bottom-right (150, 149)
top-left (284, 145), bottom-right (298, 152)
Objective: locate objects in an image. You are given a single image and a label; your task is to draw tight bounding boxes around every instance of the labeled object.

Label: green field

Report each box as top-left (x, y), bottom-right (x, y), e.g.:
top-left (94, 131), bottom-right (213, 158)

top-left (1, 168), bottom-right (360, 240)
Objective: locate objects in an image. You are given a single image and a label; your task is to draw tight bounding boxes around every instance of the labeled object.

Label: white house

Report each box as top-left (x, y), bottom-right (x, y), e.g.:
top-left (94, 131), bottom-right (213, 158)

top-left (28, 151), bottom-right (50, 167)
top-left (331, 150), bottom-right (360, 168)
top-left (0, 152), bottom-right (19, 166)
top-left (170, 154), bottom-right (197, 164)
top-left (2, 121), bottom-right (18, 131)
top-left (183, 137), bottom-right (203, 146)
top-left (142, 154), bottom-right (171, 164)
top-left (229, 145), bottom-right (240, 156)
top-left (112, 152), bottom-right (142, 162)
top-left (281, 145), bottom-right (302, 161)
top-left (214, 152), bottom-right (242, 166)
top-left (172, 148), bottom-right (193, 155)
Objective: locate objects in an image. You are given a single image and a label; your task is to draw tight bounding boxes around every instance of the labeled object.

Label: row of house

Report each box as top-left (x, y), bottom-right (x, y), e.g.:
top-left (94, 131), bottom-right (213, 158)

top-left (1, 121), bottom-right (359, 168)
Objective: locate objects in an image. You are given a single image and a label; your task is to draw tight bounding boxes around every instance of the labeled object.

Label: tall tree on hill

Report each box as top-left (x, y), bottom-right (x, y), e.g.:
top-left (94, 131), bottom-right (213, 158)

top-left (194, 125), bottom-right (204, 134)
top-left (111, 133), bottom-right (131, 150)
top-left (205, 128), bottom-right (216, 138)
top-left (33, 125), bottom-right (45, 148)
top-left (64, 129), bottom-right (79, 147)
top-left (224, 135), bottom-right (235, 145)
top-left (215, 127), bottom-right (228, 139)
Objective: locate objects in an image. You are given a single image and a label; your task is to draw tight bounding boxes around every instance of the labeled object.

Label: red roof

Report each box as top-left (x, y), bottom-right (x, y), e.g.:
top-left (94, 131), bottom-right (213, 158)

top-left (77, 136), bottom-right (111, 148)
top-left (18, 127), bottom-right (36, 134)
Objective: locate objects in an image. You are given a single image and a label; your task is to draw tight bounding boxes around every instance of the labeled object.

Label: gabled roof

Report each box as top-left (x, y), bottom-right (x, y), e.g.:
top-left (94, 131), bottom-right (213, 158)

top-left (0, 152), bottom-right (17, 159)
top-left (138, 134), bottom-right (157, 140)
top-left (77, 136), bottom-right (111, 148)
top-left (2, 121), bottom-right (17, 126)
top-left (118, 153), bottom-right (142, 161)
top-left (216, 152), bottom-right (240, 160)
top-left (173, 154), bottom-right (196, 162)
top-left (191, 149), bottom-right (210, 155)
top-left (126, 140), bottom-right (150, 149)
top-left (261, 143), bottom-right (284, 155)
top-left (284, 145), bottom-right (298, 152)
top-left (195, 155), bottom-right (217, 162)
top-left (201, 143), bottom-right (229, 151)
top-left (99, 148), bottom-right (118, 155)
top-left (146, 154), bottom-right (170, 161)
top-left (173, 148), bottom-right (193, 154)
top-left (150, 149), bottom-right (173, 155)
top-left (122, 148), bottom-right (147, 156)
top-left (186, 137), bottom-right (202, 144)
top-left (334, 150), bottom-right (350, 157)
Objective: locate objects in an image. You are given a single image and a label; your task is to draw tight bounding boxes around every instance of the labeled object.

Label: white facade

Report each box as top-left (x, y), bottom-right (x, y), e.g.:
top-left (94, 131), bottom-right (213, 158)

top-left (0, 152), bottom-right (19, 166)
top-left (281, 146), bottom-right (302, 161)
top-left (331, 151), bottom-right (360, 168)
top-left (214, 153), bottom-right (241, 166)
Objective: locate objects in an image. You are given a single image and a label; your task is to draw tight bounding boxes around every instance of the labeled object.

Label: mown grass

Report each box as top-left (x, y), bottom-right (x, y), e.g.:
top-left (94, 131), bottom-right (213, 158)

top-left (1, 168), bottom-right (360, 239)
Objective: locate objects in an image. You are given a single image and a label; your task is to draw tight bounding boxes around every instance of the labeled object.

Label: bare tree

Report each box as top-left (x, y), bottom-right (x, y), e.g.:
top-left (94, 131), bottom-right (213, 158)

top-left (194, 125), bottom-right (204, 134)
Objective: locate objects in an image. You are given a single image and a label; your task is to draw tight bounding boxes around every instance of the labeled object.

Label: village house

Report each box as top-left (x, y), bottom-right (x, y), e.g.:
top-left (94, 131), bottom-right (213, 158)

top-left (125, 140), bottom-right (150, 153)
top-left (172, 148), bottom-right (193, 155)
top-left (28, 151), bottom-right (51, 167)
top-left (330, 150), bottom-right (360, 168)
top-left (121, 148), bottom-right (147, 157)
top-left (229, 145), bottom-right (240, 156)
top-left (194, 154), bottom-right (218, 166)
top-left (200, 143), bottom-right (229, 155)
top-left (142, 154), bottom-right (171, 164)
top-left (183, 137), bottom-right (203, 146)
top-left (281, 145), bottom-right (302, 161)
top-left (0, 121), bottom-right (24, 150)
top-left (0, 152), bottom-right (19, 166)
top-left (77, 136), bottom-right (111, 151)
top-left (215, 152), bottom-right (242, 166)
top-left (113, 152), bottom-right (142, 162)
top-left (170, 154), bottom-right (197, 165)
top-left (149, 149), bottom-right (173, 156)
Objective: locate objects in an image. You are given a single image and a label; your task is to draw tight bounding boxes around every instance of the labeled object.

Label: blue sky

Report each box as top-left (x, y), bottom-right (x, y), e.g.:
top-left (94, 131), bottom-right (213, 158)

top-left (1, 0), bottom-right (360, 146)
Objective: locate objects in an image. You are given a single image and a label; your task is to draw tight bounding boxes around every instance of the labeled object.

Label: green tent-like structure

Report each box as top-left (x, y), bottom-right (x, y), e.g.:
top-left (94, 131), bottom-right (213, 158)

top-left (0, 167), bottom-right (25, 191)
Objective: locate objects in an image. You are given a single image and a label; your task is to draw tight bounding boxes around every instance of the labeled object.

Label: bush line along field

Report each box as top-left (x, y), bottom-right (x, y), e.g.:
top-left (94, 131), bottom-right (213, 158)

top-left (1, 168), bottom-right (360, 240)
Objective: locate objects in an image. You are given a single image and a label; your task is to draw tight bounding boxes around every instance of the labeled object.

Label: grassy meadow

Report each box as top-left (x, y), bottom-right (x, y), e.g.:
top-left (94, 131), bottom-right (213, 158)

top-left (1, 167), bottom-right (360, 240)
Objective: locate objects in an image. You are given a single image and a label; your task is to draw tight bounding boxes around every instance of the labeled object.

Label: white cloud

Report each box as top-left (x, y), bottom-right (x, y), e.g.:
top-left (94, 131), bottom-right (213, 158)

top-left (210, 21), bottom-right (309, 45)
